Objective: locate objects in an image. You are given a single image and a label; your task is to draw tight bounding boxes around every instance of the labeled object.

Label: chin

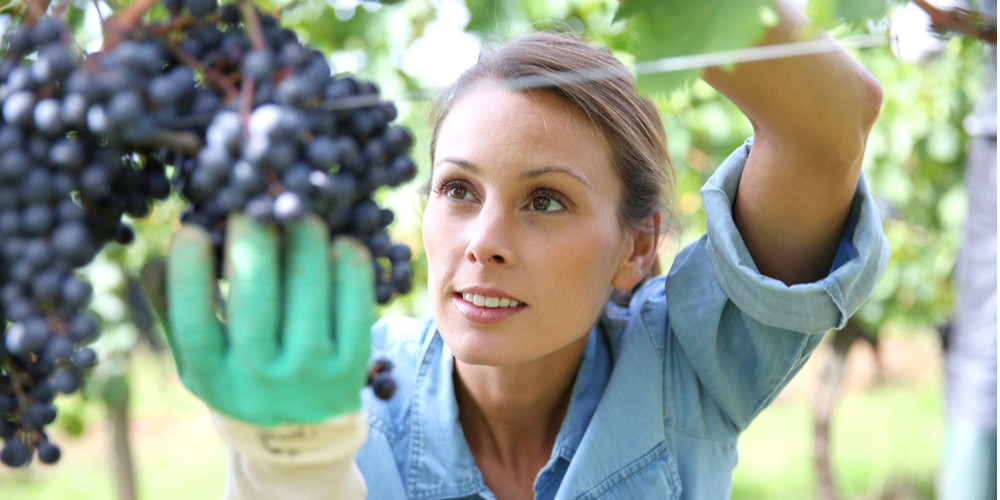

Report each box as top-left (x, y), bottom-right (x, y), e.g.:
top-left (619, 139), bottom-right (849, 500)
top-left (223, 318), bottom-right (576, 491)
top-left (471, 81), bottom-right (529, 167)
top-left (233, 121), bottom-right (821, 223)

top-left (440, 326), bottom-right (527, 367)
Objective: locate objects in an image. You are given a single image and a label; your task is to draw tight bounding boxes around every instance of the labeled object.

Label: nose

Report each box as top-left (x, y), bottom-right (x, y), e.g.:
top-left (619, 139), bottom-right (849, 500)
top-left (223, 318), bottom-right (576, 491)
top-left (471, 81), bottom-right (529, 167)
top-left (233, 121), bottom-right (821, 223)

top-left (465, 203), bottom-right (515, 268)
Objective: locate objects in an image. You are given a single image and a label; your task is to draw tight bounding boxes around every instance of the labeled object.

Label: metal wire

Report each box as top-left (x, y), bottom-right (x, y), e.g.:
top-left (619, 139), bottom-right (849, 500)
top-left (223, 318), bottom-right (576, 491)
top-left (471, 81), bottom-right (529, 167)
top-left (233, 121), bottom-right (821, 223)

top-left (349, 33), bottom-right (890, 110)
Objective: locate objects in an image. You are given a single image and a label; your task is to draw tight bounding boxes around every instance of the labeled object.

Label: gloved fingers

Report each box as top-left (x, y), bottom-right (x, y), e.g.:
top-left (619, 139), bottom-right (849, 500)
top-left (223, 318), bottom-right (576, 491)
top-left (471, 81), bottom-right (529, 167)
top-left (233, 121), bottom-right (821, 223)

top-left (282, 215), bottom-right (334, 366)
top-left (224, 213), bottom-right (281, 367)
top-left (167, 225), bottom-right (226, 375)
top-left (328, 236), bottom-right (374, 381)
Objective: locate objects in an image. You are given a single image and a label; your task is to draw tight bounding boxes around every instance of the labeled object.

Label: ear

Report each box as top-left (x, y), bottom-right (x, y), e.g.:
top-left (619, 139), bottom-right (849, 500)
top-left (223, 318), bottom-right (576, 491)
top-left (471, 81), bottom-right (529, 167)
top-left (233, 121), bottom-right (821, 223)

top-left (611, 213), bottom-right (662, 291)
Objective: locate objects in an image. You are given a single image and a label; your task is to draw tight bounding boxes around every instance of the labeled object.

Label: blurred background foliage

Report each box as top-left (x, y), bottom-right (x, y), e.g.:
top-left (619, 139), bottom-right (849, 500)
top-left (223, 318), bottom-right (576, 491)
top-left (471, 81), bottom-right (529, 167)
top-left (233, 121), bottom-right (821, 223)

top-left (0, 0), bottom-right (989, 498)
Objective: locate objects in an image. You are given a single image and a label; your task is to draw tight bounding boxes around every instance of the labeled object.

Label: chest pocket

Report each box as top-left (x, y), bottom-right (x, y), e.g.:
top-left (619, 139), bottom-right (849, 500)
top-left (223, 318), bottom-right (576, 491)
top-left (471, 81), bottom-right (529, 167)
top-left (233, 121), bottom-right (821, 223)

top-left (577, 445), bottom-right (682, 500)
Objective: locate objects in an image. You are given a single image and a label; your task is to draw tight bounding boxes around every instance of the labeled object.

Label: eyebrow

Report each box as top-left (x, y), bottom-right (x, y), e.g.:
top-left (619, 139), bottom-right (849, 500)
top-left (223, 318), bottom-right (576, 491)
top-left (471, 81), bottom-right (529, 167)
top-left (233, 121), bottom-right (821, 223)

top-left (434, 157), bottom-right (594, 190)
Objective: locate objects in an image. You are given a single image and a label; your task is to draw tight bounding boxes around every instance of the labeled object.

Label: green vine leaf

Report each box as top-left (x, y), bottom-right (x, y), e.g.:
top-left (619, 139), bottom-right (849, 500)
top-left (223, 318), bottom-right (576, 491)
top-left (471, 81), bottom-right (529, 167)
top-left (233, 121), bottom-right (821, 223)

top-left (807, 0), bottom-right (903, 27)
top-left (614, 0), bottom-right (774, 95)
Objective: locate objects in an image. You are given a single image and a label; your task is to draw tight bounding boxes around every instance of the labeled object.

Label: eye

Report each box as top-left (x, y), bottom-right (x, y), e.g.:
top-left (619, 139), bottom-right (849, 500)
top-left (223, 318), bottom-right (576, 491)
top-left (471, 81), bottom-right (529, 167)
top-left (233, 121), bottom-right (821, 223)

top-left (529, 194), bottom-right (565, 212)
top-left (446, 184), bottom-right (475, 201)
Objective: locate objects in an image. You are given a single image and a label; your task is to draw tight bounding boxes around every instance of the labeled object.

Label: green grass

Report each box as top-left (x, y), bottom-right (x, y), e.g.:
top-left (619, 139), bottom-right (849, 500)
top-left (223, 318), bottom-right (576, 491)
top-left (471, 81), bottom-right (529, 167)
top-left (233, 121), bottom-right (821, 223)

top-left (732, 383), bottom-right (943, 499)
top-left (1, 351), bottom-right (944, 500)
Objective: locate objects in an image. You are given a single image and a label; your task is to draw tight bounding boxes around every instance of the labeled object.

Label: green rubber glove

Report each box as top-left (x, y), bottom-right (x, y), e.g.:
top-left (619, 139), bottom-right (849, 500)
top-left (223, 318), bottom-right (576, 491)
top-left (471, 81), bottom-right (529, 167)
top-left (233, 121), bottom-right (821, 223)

top-left (160, 213), bottom-right (373, 427)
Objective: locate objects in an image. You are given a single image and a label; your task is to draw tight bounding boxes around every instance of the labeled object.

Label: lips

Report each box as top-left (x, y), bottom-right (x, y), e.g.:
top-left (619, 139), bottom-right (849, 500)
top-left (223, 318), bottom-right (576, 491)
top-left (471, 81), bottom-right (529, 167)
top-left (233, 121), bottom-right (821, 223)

top-left (452, 287), bottom-right (527, 324)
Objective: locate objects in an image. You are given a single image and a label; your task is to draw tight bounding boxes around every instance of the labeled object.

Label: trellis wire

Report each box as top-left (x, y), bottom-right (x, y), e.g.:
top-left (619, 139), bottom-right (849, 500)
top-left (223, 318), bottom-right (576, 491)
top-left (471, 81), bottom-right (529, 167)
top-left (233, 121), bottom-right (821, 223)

top-left (331, 33), bottom-right (890, 110)
top-left (163, 33), bottom-right (888, 127)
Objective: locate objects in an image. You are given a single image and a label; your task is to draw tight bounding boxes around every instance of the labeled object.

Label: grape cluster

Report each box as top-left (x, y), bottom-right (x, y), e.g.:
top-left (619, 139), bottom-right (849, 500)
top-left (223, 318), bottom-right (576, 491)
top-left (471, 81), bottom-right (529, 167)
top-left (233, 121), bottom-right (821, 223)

top-left (0, 1), bottom-right (413, 468)
top-left (0, 17), bottom-right (184, 467)
top-left (169, 4), bottom-right (416, 302)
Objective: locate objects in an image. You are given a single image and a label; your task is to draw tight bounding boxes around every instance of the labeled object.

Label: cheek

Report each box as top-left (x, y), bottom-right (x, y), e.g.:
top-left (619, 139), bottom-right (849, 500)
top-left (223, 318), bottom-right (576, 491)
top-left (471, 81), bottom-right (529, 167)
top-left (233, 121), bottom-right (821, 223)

top-left (421, 202), bottom-right (461, 289)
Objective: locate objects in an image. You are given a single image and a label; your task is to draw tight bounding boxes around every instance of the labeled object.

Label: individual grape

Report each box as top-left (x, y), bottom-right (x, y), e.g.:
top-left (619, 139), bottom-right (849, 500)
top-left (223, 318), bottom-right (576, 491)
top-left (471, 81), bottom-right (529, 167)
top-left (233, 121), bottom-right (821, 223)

top-left (242, 49), bottom-right (277, 81)
top-left (371, 371), bottom-right (397, 400)
top-left (4, 322), bottom-right (47, 355)
top-left (30, 18), bottom-right (61, 46)
top-left (35, 441), bottom-right (60, 464)
top-left (51, 370), bottom-right (79, 394)
top-left (72, 347), bottom-right (97, 369)
top-left (114, 225), bottom-right (136, 245)
top-left (3, 91), bottom-right (35, 127)
top-left (388, 244), bottom-right (412, 264)
top-left (273, 192), bottom-right (306, 223)
top-left (33, 99), bottom-right (65, 135)
top-left (32, 45), bottom-right (74, 85)
top-left (59, 93), bottom-right (88, 127)
top-left (20, 402), bottom-right (56, 430)
top-left (0, 440), bottom-right (30, 467)
top-left (21, 205), bottom-right (54, 235)
top-left (219, 3), bottom-right (240, 24)
top-left (68, 315), bottom-right (98, 343)
top-left (43, 336), bottom-right (73, 362)
top-left (245, 195), bottom-right (274, 223)
top-left (52, 222), bottom-right (97, 267)
top-left (6, 27), bottom-right (32, 53)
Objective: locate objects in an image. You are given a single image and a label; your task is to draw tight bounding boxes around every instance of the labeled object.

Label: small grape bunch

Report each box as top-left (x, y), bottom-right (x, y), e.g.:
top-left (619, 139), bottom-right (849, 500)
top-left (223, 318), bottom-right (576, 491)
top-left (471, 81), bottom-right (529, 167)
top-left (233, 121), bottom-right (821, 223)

top-left (367, 357), bottom-right (396, 400)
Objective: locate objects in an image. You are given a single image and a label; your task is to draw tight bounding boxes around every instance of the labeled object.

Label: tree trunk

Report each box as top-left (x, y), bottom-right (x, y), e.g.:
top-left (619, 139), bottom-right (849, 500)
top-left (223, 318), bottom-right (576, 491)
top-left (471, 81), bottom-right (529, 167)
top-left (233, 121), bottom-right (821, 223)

top-left (813, 320), bottom-right (862, 500)
top-left (105, 374), bottom-right (136, 500)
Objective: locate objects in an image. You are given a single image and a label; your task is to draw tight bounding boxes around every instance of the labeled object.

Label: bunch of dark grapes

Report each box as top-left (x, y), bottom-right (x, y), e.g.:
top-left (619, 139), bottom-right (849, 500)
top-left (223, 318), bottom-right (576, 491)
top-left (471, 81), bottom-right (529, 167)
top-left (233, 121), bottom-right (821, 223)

top-left (0, 1), bottom-right (413, 467)
top-left (170, 4), bottom-right (416, 304)
top-left (0, 16), bottom-right (185, 467)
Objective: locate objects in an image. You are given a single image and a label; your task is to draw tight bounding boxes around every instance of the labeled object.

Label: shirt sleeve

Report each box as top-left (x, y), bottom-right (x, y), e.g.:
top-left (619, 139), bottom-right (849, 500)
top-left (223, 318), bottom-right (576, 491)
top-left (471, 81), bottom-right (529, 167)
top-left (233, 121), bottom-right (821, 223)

top-left (211, 411), bottom-right (369, 500)
top-left (661, 138), bottom-right (890, 433)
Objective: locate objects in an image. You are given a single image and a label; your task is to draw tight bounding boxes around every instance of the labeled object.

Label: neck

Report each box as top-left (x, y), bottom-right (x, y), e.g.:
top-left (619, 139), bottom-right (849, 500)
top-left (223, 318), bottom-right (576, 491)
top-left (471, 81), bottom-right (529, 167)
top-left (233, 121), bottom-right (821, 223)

top-left (454, 333), bottom-right (589, 472)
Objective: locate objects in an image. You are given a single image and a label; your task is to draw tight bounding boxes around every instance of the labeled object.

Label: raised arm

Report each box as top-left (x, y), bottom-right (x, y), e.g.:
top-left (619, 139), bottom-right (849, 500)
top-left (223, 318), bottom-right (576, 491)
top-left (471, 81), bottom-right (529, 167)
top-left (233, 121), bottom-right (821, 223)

top-left (701, 0), bottom-right (883, 286)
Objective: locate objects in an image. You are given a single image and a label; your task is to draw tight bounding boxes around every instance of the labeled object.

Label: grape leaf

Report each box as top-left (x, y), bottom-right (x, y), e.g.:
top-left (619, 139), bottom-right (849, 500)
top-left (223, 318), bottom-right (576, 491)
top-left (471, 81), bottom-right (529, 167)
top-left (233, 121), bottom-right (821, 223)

top-left (808, 0), bottom-right (903, 27)
top-left (614, 0), bottom-right (774, 95)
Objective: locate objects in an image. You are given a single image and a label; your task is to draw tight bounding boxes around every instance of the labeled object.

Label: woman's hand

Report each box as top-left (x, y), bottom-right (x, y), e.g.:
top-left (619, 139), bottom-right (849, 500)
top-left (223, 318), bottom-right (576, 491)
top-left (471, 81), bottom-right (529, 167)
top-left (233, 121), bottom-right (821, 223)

top-left (157, 214), bottom-right (373, 427)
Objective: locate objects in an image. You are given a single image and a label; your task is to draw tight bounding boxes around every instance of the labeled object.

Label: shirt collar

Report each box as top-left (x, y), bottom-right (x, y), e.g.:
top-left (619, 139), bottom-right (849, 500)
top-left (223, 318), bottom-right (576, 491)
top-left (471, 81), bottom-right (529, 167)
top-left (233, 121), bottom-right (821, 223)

top-left (406, 324), bottom-right (612, 500)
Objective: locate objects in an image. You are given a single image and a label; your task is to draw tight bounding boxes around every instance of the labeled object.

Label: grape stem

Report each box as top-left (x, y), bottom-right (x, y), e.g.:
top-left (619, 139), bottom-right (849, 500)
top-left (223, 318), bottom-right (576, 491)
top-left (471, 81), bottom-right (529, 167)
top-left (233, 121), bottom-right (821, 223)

top-left (264, 170), bottom-right (287, 197)
top-left (912, 0), bottom-right (997, 45)
top-left (236, 1), bottom-right (265, 135)
top-left (52, 0), bottom-right (73, 18)
top-left (238, 1), bottom-right (267, 51)
top-left (146, 128), bottom-right (204, 155)
top-left (239, 76), bottom-right (255, 137)
top-left (90, 0), bottom-right (105, 26)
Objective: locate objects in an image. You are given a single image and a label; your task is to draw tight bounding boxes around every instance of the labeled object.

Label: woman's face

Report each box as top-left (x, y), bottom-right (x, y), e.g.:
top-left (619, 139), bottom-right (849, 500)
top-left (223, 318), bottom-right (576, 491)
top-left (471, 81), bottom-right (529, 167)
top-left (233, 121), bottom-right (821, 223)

top-left (423, 86), bottom-right (638, 367)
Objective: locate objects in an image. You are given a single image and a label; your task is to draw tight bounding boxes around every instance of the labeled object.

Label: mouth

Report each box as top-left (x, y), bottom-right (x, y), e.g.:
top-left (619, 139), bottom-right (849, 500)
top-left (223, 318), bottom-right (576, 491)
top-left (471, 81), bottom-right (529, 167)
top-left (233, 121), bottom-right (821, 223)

top-left (452, 289), bottom-right (527, 325)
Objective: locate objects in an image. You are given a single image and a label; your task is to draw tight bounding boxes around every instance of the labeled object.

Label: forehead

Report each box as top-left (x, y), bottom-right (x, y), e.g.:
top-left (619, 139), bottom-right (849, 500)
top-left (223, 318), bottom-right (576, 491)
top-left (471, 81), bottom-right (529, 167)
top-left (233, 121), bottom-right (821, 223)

top-left (434, 87), bottom-right (613, 183)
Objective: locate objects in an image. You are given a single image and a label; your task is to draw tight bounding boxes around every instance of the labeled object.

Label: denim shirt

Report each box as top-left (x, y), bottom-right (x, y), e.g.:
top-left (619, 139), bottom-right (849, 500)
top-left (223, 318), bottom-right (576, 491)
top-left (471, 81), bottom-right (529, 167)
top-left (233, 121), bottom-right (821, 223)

top-left (356, 139), bottom-right (890, 499)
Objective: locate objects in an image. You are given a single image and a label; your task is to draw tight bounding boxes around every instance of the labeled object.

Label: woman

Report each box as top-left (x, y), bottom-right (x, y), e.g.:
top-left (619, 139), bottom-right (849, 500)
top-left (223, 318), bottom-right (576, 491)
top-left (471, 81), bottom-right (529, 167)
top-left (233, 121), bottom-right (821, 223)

top-left (162, 1), bottom-right (888, 498)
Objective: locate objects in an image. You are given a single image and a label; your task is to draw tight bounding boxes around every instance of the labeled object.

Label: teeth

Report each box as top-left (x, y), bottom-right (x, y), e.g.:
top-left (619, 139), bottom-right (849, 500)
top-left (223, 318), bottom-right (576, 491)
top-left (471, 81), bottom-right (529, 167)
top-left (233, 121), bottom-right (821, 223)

top-left (462, 293), bottom-right (521, 308)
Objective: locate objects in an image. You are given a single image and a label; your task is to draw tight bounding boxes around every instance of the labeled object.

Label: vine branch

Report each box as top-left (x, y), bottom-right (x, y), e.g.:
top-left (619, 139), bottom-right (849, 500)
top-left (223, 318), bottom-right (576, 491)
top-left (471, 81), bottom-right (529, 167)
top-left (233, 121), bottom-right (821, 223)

top-left (912, 0), bottom-right (997, 45)
top-left (22, 0), bottom-right (52, 26)
top-left (102, 0), bottom-right (159, 50)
